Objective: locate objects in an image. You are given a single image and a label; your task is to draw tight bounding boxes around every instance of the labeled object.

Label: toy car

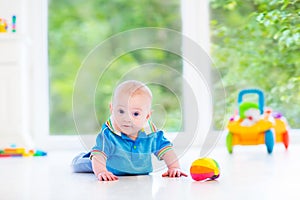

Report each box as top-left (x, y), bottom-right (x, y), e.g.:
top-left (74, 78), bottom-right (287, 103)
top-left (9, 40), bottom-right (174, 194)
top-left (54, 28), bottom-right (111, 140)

top-left (226, 89), bottom-right (289, 154)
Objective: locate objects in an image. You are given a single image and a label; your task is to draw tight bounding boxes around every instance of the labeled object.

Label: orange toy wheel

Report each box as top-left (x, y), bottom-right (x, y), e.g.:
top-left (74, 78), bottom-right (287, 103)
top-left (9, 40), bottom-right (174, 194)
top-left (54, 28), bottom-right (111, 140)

top-left (282, 131), bottom-right (289, 149)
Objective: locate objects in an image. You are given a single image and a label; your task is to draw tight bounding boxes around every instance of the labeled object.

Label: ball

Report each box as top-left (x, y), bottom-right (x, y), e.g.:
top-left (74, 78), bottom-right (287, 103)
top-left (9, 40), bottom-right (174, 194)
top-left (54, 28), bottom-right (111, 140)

top-left (190, 158), bottom-right (220, 181)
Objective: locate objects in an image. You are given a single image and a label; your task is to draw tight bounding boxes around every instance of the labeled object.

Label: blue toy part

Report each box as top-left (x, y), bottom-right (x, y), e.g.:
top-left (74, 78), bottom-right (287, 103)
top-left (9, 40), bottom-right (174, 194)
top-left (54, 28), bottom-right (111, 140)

top-left (265, 129), bottom-right (274, 154)
top-left (238, 89), bottom-right (264, 115)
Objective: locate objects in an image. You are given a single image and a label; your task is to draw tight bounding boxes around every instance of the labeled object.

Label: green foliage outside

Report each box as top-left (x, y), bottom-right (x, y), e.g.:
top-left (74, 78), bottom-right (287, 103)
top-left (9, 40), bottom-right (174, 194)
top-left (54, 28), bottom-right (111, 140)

top-left (49, 0), bottom-right (300, 135)
top-left (49, 0), bottom-right (182, 134)
top-left (210, 0), bottom-right (300, 128)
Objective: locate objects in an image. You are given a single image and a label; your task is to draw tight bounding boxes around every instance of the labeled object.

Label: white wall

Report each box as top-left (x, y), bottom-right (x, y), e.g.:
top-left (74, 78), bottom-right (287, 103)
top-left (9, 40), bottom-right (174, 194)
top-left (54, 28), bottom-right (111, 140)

top-left (26, 0), bottom-right (49, 148)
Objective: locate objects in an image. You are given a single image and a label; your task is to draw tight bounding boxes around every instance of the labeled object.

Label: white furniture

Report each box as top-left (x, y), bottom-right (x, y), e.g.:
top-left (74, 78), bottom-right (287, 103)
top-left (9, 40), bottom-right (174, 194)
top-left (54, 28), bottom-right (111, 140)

top-left (0, 34), bottom-right (32, 147)
top-left (0, 0), bottom-right (32, 147)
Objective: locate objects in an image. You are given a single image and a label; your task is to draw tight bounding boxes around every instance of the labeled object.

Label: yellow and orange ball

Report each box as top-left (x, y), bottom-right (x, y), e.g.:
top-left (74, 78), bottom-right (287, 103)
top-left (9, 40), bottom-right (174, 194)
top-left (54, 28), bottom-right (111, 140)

top-left (190, 158), bottom-right (220, 181)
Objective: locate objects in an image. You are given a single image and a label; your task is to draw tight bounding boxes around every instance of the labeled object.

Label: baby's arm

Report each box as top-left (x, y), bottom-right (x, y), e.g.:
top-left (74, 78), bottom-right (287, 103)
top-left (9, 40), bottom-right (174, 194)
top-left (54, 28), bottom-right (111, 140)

top-left (161, 150), bottom-right (188, 178)
top-left (91, 154), bottom-right (118, 181)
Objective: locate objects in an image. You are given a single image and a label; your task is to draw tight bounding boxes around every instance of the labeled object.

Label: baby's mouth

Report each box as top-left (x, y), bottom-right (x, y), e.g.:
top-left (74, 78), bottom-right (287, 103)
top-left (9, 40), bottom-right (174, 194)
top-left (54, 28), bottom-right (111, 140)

top-left (122, 124), bottom-right (132, 128)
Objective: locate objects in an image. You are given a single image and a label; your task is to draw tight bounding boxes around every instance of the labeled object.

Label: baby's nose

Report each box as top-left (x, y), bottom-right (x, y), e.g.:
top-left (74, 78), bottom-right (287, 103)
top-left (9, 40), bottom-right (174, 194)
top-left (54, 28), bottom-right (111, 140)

top-left (123, 114), bottom-right (132, 121)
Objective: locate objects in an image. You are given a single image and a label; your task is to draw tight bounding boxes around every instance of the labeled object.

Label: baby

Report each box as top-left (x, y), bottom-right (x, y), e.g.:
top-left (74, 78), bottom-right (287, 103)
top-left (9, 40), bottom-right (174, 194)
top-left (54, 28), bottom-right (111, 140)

top-left (72, 80), bottom-right (187, 181)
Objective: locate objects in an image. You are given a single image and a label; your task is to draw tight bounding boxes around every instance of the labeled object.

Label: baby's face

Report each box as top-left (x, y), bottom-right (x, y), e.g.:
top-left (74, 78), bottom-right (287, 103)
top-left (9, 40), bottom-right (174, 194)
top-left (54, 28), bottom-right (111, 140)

top-left (111, 92), bottom-right (152, 137)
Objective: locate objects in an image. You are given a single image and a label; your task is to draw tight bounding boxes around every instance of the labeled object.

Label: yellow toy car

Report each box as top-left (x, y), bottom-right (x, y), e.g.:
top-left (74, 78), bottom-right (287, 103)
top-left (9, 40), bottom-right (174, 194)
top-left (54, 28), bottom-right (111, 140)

top-left (226, 89), bottom-right (289, 154)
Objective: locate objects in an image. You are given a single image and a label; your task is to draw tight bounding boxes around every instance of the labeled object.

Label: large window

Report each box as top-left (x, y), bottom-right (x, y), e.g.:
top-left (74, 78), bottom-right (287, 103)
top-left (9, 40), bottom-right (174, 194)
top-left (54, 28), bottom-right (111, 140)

top-left (48, 0), bottom-right (182, 135)
top-left (49, 0), bottom-right (299, 138)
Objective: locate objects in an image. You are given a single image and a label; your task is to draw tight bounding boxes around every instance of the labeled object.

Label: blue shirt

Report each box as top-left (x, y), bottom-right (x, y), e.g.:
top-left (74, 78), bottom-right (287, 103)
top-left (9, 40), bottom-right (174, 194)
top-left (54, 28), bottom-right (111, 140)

top-left (91, 118), bottom-right (173, 176)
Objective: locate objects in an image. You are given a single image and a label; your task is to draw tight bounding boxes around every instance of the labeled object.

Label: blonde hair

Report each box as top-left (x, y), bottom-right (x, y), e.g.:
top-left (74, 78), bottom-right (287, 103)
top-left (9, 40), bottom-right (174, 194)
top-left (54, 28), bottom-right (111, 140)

top-left (112, 80), bottom-right (152, 104)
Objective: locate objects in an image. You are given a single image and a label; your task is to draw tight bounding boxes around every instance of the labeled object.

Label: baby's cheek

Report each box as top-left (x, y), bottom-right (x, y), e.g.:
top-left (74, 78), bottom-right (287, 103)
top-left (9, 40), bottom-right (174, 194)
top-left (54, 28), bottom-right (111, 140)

top-left (134, 120), bottom-right (145, 128)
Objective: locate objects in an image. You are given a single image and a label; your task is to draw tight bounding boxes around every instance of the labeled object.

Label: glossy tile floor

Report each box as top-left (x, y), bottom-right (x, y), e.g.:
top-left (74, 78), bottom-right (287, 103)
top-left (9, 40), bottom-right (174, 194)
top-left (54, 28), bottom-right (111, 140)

top-left (1, 139), bottom-right (300, 200)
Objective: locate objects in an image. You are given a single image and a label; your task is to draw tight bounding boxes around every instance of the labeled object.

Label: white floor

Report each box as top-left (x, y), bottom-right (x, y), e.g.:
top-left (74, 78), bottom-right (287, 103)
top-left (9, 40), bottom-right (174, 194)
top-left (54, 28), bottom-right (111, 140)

top-left (1, 140), bottom-right (300, 200)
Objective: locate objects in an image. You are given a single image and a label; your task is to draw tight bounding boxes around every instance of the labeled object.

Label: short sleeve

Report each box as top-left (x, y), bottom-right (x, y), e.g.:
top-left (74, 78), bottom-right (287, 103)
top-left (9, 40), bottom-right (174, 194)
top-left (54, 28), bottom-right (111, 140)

top-left (91, 126), bottom-right (113, 159)
top-left (152, 130), bottom-right (173, 160)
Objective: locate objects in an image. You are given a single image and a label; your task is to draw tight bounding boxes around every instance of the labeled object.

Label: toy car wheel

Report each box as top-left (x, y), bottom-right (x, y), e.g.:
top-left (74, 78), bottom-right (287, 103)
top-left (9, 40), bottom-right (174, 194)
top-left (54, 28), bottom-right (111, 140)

top-left (226, 132), bottom-right (233, 154)
top-left (265, 130), bottom-right (274, 154)
top-left (282, 131), bottom-right (289, 149)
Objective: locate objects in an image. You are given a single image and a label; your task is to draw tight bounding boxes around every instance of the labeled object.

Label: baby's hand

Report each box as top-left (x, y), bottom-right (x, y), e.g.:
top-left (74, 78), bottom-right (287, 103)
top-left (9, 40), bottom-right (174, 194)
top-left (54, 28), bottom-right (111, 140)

top-left (97, 171), bottom-right (119, 181)
top-left (162, 168), bottom-right (188, 178)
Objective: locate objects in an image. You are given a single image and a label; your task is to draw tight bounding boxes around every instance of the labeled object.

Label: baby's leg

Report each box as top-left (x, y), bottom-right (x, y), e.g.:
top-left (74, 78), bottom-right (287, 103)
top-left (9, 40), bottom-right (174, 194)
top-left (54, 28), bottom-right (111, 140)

top-left (72, 152), bottom-right (93, 173)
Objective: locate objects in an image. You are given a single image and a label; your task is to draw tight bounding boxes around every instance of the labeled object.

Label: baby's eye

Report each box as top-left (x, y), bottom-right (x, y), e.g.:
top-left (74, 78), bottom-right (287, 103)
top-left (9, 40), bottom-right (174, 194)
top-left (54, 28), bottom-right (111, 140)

top-left (133, 112), bottom-right (140, 117)
top-left (118, 109), bottom-right (125, 114)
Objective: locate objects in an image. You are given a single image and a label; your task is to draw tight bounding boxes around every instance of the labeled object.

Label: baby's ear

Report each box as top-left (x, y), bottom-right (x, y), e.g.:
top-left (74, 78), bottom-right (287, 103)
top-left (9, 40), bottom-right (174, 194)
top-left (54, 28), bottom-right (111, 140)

top-left (146, 110), bottom-right (153, 120)
top-left (109, 103), bottom-right (113, 113)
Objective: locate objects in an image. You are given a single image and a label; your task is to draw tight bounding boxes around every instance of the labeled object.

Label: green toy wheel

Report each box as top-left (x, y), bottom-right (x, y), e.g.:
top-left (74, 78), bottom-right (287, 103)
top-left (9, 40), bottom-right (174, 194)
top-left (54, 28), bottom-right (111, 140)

top-left (226, 132), bottom-right (233, 154)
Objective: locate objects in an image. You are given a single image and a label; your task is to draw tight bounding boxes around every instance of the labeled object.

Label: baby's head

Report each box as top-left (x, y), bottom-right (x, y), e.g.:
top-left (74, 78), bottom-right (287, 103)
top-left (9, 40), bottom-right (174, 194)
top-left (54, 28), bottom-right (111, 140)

top-left (110, 80), bottom-right (152, 136)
